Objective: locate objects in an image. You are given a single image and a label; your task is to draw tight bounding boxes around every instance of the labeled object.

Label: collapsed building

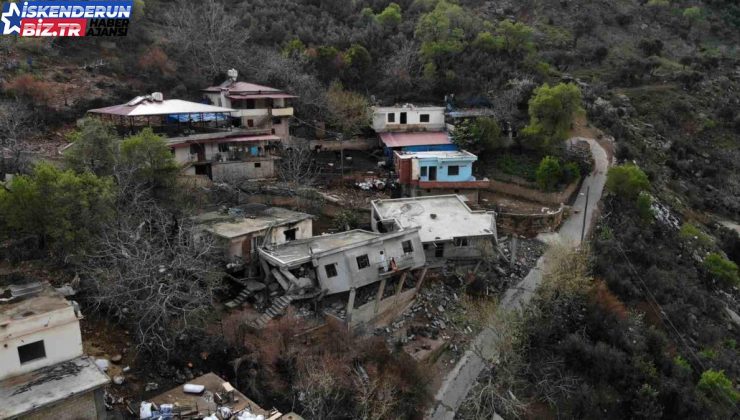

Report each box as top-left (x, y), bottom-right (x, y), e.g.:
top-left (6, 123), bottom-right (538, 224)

top-left (256, 228), bottom-right (428, 329)
top-left (370, 195), bottom-right (497, 264)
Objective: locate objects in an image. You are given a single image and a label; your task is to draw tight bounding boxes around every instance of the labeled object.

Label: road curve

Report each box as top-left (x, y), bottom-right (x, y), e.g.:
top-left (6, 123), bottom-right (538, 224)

top-left (426, 137), bottom-right (611, 420)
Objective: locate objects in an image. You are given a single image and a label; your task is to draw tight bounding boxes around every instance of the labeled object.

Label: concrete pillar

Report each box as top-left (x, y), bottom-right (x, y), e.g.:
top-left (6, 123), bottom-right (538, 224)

top-left (393, 272), bottom-right (408, 304)
top-left (510, 235), bottom-right (518, 266)
top-left (415, 267), bottom-right (429, 291)
top-left (374, 278), bottom-right (386, 315)
top-left (346, 287), bottom-right (357, 326)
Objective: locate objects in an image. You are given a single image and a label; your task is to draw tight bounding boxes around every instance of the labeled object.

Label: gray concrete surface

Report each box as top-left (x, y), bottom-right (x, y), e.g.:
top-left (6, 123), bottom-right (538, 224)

top-left (426, 138), bottom-right (610, 420)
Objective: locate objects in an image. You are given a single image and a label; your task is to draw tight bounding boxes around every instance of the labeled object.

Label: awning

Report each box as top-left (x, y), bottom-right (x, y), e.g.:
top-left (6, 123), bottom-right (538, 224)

top-left (227, 94), bottom-right (298, 100)
top-left (88, 99), bottom-right (235, 117)
top-left (379, 131), bottom-right (452, 148)
top-left (170, 134), bottom-right (281, 148)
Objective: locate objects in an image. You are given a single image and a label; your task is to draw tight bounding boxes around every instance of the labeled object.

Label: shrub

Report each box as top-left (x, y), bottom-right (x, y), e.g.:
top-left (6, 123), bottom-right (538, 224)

top-left (3, 74), bottom-right (54, 105)
top-left (137, 47), bottom-right (176, 76)
top-left (697, 369), bottom-right (739, 403)
top-left (679, 223), bottom-right (713, 247)
top-left (536, 156), bottom-right (562, 191)
top-left (636, 191), bottom-right (655, 222)
top-left (562, 161), bottom-right (581, 183)
top-left (376, 3), bottom-right (402, 28)
top-left (451, 117), bottom-right (502, 154)
top-left (606, 163), bottom-right (650, 199)
top-left (702, 253), bottom-right (739, 286)
top-left (674, 355), bottom-right (692, 372)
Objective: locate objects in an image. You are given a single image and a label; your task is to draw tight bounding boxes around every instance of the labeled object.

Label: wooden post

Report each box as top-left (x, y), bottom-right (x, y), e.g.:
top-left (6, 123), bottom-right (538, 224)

top-left (374, 278), bottom-right (386, 315)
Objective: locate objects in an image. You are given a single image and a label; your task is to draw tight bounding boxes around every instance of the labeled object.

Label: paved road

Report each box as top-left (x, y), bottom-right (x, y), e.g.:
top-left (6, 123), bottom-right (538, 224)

top-left (427, 138), bottom-right (610, 420)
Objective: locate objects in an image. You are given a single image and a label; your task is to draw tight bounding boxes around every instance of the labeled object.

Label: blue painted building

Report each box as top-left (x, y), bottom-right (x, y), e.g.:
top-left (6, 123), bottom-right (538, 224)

top-left (394, 150), bottom-right (488, 202)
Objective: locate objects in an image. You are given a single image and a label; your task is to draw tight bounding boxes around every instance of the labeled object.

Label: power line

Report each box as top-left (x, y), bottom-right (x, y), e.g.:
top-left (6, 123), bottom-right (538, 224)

top-left (615, 242), bottom-right (740, 416)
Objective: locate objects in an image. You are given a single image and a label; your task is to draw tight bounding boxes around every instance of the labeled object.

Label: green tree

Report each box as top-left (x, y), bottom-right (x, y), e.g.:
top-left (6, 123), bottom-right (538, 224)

top-left (0, 163), bottom-right (115, 255)
top-left (606, 163), bottom-right (650, 199)
top-left (522, 83), bottom-right (583, 148)
top-left (64, 117), bottom-right (120, 176)
top-left (536, 156), bottom-right (562, 191)
top-left (697, 369), bottom-right (740, 403)
top-left (326, 82), bottom-right (371, 137)
top-left (282, 38), bottom-right (306, 58)
top-left (376, 3), bottom-right (402, 28)
top-left (703, 253), bottom-right (739, 286)
top-left (451, 117), bottom-right (502, 154)
top-left (415, 0), bottom-right (474, 61)
top-left (119, 128), bottom-right (178, 189)
top-left (683, 7), bottom-right (702, 28)
top-left (495, 19), bottom-right (535, 56)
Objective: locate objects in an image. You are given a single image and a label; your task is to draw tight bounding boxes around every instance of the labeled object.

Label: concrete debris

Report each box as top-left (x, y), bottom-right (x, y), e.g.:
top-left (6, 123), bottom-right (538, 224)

top-left (94, 359), bottom-right (110, 372)
top-left (113, 375), bottom-right (125, 385)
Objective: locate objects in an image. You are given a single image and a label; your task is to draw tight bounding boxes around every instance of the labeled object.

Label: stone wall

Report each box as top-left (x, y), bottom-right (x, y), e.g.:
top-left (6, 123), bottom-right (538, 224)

top-left (20, 389), bottom-right (103, 420)
top-left (482, 176), bottom-right (580, 206)
top-left (497, 205), bottom-right (567, 238)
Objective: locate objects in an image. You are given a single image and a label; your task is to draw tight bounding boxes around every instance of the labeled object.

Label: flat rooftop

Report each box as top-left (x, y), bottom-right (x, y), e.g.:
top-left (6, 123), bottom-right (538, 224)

top-left (194, 205), bottom-right (313, 239)
top-left (149, 373), bottom-right (273, 418)
top-left (379, 131), bottom-right (452, 148)
top-left (0, 356), bottom-right (109, 418)
top-left (372, 195), bottom-right (495, 243)
top-left (0, 282), bottom-right (71, 325)
top-left (261, 230), bottom-right (381, 266)
top-left (394, 150), bottom-right (477, 160)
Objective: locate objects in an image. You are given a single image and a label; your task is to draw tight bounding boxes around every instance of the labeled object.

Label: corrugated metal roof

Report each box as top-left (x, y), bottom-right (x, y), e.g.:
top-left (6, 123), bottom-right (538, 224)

top-left (88, 99), bottom-right (235, 117)
top-left (379, 131), bottom-right (452, 148)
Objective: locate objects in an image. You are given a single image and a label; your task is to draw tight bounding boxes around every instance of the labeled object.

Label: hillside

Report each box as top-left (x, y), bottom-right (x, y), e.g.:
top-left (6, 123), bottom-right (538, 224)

top-left (1, 1), bottom-right (739, 419)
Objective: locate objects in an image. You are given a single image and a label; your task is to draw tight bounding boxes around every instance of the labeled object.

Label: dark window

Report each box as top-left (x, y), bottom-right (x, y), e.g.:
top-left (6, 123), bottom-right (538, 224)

top-left (284, 228), bottom-right (297, 241)
top-left (325, 264), bottom-right (338, 278)
top-left (420, 114), bottom-right (430, 123)
top-left (387, 113), bottom-right (395, 123)
top-left (254, 162), bottom-right (261, 168)
top-left (247, 119), bottom-right (254, 127)
top-left (246, 99), bottom-right (256, 109)
top-left (402, 240), bottom-right (413, 253)
top-left (423, 244), bottom-right (429, 250)
top-left (218, 143), bottom-right (229, 153)
top-left (356, 254), bottom-right (370, 270)
top-left (400, 112), bottom-right (407, 124)
top-left (420, 166), bottom-right (428, 177)
top-left (454, 237), bottom-right (469, 247)
top-left (18, 340), bottom-right (46, 364)
top-left (448, 165), bottom-right (460, 176)
top-left (434, 243), bottom-right (445, 258)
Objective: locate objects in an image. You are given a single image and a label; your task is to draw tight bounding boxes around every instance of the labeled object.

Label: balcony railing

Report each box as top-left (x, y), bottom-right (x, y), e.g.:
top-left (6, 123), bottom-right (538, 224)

top-left (376, 253), bottom-right (417, 276)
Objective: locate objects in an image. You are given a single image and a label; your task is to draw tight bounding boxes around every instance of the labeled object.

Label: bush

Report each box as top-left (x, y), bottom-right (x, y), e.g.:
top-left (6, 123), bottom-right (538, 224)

top-left (636, 191), bottom-right (655, 222)
top-left (562, 161), bottom-right (581, 183)
top-left (697, 369), bottom-right (739, 403)
top-left (679, 223), bottom-right (713, 247)
top-left (606, 163), bottom-right (650, 199)
top-left (450, 117), bottom-right (503, 154)
top-left (702, 253), bottom-right (739, 286)
top-left (3, 74), bottom-right (54, 105)
top-left (536, 156), bottom-right (562, 191)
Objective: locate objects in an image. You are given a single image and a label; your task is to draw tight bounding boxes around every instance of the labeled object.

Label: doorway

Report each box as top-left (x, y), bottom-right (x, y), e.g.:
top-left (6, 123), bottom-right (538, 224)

top-left (400, 112), bottom-right (407, 124)
top-left (429, 166), bottom-right (437, 181)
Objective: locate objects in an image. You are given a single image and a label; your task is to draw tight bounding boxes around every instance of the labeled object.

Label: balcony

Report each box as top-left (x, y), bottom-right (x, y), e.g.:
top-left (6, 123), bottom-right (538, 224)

top-left (376, 253), bottom-right (418, 277)
top-left (271, 107), bottom-right (294, 117)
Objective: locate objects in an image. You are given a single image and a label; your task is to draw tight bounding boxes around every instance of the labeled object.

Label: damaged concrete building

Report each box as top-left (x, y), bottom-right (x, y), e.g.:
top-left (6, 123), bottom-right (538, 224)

top-left (194, 204), bottom-right (314, 265)
top-left (0, 282), bottom-right (109, 420)
top-left (370, 195), bottom-right (497, 264)
top-left (256, 228), bottom-right (428, 329)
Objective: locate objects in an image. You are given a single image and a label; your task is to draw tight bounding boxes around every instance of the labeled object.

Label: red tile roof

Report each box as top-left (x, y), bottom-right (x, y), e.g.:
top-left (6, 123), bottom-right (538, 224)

top-left (379, 131), bottom-right (451, 148)
top-left (202, 81), bottom-right (282, 93)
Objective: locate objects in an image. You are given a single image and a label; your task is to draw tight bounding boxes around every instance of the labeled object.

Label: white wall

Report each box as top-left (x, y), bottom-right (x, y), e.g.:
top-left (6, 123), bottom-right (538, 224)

top-left (0, 307), bottom-right (83, 380)
top-left (224, 218), bottom-right (313, 260)
top-left (372, 107), bottom-right (446, 132)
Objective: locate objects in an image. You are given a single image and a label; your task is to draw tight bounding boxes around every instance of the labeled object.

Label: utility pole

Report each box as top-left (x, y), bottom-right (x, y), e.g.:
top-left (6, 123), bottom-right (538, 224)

top-left (338, 133), bottom-right (344, 178)
top-left (581, 185), bottom-right (591, 243)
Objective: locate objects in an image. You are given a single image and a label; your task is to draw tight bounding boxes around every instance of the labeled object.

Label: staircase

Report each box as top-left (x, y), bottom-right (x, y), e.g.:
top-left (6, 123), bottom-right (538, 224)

top-left (224, 288), bottom-right (252, 309)
top-left (250, 295), bottom-right (293, 329)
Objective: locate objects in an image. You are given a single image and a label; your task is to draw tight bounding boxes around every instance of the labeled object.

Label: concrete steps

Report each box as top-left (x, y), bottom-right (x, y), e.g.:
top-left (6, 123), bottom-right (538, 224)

top-left (251, 295), bottom-right (293, 329)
